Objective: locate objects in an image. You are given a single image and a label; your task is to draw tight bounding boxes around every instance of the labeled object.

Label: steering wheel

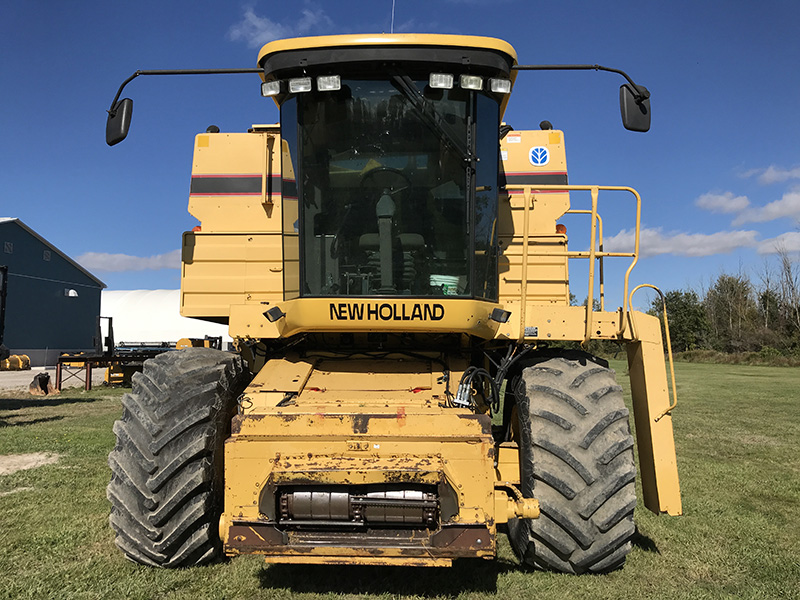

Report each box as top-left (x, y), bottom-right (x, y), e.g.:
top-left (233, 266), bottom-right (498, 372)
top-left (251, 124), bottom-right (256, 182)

top-left (359, 166), bottom-right (412, 199)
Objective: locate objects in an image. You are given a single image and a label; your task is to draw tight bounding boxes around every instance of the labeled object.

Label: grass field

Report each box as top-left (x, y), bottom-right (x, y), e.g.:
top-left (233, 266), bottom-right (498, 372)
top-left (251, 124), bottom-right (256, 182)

top-left (1, 361), bottom-right (798, 600)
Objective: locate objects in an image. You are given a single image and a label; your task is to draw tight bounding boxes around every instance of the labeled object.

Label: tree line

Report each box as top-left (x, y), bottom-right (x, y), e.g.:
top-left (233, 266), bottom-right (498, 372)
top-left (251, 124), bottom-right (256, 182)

top-left (649, 249), bottom-right (800, 355)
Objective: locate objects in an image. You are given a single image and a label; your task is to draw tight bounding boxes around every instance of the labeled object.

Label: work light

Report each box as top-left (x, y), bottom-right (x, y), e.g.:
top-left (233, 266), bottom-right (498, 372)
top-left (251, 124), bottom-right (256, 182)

top-left (288, 77), bottom-right (313, 93)
top-left (317, 75), bottom-right (341, 91)
top-left (261, 81), bottom-right (281, 97)
top-left (489, 78), bottom-right (512, 94)
top-left (429, 73), bottom-right (454, 89)
top-left (460, 74), bottom-right (483, 90)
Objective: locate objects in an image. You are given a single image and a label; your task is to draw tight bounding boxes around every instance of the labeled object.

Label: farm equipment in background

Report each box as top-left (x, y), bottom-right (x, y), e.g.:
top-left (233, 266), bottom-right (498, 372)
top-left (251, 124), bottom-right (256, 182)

top-left (176, 336), bottom-right (223, 350)
top-left (2, 353), bottom-right (30, 371)
top-left (101, 342), bottom-right (173, 386)
top-left (0, 269), bottom-right (30, 372)
top-left (104, 34), bottom-right (680, 574)
top-left (58, 316), bottom-right (223, 388)
top-left (0, 266), bottom-right (24, 371)
top-left (105, 336), bottom-right (222, 385)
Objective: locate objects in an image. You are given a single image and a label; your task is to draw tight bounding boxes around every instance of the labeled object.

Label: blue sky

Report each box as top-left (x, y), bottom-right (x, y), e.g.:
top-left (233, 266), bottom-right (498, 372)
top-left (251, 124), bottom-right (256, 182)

top-left (3, 0), bottom-right (799, 309)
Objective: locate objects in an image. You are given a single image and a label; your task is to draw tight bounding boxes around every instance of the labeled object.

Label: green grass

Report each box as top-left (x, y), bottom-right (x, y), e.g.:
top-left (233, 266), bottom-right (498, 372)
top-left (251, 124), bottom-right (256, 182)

top-left (673, 349), bottom-right (800, 367)
top-left (1, 364), bottom-right (799, 600)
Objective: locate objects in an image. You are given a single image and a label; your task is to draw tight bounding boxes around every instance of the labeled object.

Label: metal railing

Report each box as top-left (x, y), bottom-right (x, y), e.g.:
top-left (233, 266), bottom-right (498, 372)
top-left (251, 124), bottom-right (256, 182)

top-left (505, 183), bottom-right (677, 419)
top-left (504, 184), bottom-right (641, 344)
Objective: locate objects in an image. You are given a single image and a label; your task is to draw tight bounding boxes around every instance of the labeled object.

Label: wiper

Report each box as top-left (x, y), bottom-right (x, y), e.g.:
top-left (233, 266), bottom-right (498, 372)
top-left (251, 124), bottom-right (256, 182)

top-left (390, 75), bottom-right (470, 163)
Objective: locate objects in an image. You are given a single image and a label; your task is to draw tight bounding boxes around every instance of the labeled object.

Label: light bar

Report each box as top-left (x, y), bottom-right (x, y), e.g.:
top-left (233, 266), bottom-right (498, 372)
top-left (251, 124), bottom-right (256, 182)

top-left (489, 78), bottom-right (512, 94)
top-left (429, 73), bottom-right (454, 89)
top-left (261, 80), bottom-right (281, 97)
top-left (460, 74), bottom-right (483, 90)
top-left (288, 77), bottom-right (312, 93)
top-left (317, 75), bottom-right (341, 91)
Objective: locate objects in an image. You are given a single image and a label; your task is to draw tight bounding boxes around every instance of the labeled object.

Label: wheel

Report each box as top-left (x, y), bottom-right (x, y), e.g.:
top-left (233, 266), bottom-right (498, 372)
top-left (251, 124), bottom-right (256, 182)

top-left (507, 355), bottom-right (636, 573)
top-left (107, 348), bottom-right (249, 567)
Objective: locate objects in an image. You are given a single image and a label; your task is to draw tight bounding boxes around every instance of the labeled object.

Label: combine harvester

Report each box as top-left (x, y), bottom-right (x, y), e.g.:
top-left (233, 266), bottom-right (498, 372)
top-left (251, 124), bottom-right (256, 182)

top-left (105, 34), bottom-right (680, 574)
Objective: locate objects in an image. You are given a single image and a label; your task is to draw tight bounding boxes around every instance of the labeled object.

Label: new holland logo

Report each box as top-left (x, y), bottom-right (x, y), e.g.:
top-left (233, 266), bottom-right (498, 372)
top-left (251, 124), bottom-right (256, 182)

top-left (529, 146), bottom-right (550, 167)
top-left (329, 302), bottom-right (445, 321)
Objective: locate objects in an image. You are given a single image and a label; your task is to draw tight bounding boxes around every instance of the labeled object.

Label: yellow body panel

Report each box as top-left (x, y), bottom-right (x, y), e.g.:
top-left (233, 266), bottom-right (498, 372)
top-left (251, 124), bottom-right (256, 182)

top-left (189, 129), bottom-right (282, 232)
top-left (222, 356), bottom-right (499, 564)
top-left (181, 232), bottom-right (284, 319)
top-left (626, 312), bottom-right (682, 515)
top-left (498, 130), bottom-right (570, 305)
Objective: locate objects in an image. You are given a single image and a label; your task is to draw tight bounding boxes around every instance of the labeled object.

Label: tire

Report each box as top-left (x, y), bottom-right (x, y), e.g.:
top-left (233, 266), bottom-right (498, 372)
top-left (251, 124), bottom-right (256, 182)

top-left (107, 348), bottom-right (249, 568)
top-left (507, 355), bottom-right (636, 574)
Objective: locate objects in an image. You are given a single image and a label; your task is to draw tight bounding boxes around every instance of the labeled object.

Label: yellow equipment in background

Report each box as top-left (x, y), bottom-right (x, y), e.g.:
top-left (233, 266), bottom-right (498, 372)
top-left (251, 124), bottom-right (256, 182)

top-left (1, 354), bottom-right (30, 371)
top-left (105, 34), bottom-right (680, 575)
top-left (175, 336), bottom-right (222, 350)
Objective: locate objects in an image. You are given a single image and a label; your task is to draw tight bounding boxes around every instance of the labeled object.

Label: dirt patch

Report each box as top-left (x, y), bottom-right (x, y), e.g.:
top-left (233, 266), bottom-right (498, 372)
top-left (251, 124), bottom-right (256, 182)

top-left (0, 486), bottom-right (34, 497)
top-left (0, 452), bottom-right (61, 476)
top-left (738, 434), bottom-right (781, 447)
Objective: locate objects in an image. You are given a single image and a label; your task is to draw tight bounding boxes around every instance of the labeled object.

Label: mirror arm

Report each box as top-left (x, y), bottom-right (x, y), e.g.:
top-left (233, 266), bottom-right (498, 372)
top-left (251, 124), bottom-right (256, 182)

top-left (106, 68), bottom-right (263, 116)
top-left (107, 71), bottom-right (141, 115)
top-left (513, 64), bottom-right (650, 103)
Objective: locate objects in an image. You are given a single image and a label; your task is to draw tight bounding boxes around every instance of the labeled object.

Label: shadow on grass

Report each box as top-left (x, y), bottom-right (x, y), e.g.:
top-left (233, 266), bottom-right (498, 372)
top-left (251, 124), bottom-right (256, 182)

top-left (631, 526), bottom-right (660, 553)
top-left (0, 395), bottom-right (106, 412)
top-left (0, 415), bottom-right (64, 428)
top-left (258, 558), bottom-right (516, 596)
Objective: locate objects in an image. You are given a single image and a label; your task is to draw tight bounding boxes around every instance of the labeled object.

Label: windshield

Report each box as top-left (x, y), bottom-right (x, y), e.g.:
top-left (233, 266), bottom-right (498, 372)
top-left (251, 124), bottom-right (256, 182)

top-left (281, 77), bottom-right (499, 299)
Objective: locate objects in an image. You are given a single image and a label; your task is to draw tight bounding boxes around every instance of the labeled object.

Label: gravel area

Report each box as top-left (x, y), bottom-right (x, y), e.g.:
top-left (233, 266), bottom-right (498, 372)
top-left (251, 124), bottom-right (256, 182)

top-left (0, 367), bottom-right (108, 392)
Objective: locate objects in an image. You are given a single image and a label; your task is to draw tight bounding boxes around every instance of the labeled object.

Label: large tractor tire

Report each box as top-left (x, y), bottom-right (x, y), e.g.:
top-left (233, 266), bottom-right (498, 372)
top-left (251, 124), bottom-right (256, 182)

top-left (107, 348), bottom-right (249, 568)
top-left (508, 355), bottom-right (636, 574)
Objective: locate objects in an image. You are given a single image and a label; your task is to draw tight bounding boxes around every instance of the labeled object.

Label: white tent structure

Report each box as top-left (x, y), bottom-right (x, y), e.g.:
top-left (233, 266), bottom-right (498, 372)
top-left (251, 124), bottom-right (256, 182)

top-left (100, 290), bottom-right (231, 345)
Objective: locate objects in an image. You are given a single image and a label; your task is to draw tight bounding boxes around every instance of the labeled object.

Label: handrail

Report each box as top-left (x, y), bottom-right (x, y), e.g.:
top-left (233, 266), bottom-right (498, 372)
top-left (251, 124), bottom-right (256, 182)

top-left (504, 184), bottom-right (642, 338)
top-left (629, 284), bottom-right (678, 420)
top-left (566, 209), bottom-right (604, 311)
top-left (583, 188), bottom-right (599, 345)
top-left (518, 187), bottom-right (533, 342)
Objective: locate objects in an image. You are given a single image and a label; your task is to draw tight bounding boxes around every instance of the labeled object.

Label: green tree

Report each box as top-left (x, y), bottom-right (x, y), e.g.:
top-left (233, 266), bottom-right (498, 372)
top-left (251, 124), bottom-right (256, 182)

top-left (650, 289), bottom-right (710, 352)
top-left (704, 273), bottom-right (760, 352)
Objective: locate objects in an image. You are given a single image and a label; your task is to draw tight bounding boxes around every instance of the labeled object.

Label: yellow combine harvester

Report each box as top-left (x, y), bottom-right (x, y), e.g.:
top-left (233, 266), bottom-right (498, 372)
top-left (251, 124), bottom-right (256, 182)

top-left (105, 34), bottom-right (680, 574)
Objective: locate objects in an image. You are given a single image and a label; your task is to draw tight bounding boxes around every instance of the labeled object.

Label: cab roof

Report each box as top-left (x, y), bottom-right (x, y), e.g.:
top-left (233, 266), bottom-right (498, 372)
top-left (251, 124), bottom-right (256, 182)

top-left (258, 34), bottom-right (517, 73)
top-left (257, 34), bottom-right (519, 115)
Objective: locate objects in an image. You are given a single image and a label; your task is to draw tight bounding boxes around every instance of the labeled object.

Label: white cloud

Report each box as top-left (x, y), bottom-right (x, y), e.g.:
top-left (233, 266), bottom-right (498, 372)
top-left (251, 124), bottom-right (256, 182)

top-left (732, 188), bottom-right (800, 225)
top-left (605, 227), bottom-right (759, 258)
top-left (393, 18), bottom-right (440, 33)
top-left (228, 4), bottom-right (334, 48)
top-left (228, 8), bottom-right (290, 47)
top-left (76, 250), bottom-right (181, 273)
top-left (757, 232), bottom-right (800, 255)
top-left (695, 191), bottom-right (750, 214)
top-left (743, 165), bottom-right (800, 185)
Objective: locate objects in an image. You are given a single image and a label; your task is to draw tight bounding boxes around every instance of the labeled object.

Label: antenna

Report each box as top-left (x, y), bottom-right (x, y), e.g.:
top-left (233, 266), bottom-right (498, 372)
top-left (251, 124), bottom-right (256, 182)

top-left (391, 0), bottom-right (395, 33)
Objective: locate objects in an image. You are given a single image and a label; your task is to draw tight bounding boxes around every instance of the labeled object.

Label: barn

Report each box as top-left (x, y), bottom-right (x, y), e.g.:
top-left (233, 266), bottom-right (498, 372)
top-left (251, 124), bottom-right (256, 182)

top-left (0, 218), bottom-right (105, 366)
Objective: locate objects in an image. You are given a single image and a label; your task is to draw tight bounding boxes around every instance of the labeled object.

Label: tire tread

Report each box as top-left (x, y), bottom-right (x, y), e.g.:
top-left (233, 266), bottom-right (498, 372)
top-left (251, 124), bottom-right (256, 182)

top-left (107, 348), bottom-right (248, 568)
top-left (509, 354), bottom-right (636, 574)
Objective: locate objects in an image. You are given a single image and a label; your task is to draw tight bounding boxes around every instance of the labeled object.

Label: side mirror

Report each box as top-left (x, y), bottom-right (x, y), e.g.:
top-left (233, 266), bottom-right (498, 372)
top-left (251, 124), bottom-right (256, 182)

top-left (106, 98), bottom-right (133, 146)
top-left (620, 84), bottom-right (650, 132)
